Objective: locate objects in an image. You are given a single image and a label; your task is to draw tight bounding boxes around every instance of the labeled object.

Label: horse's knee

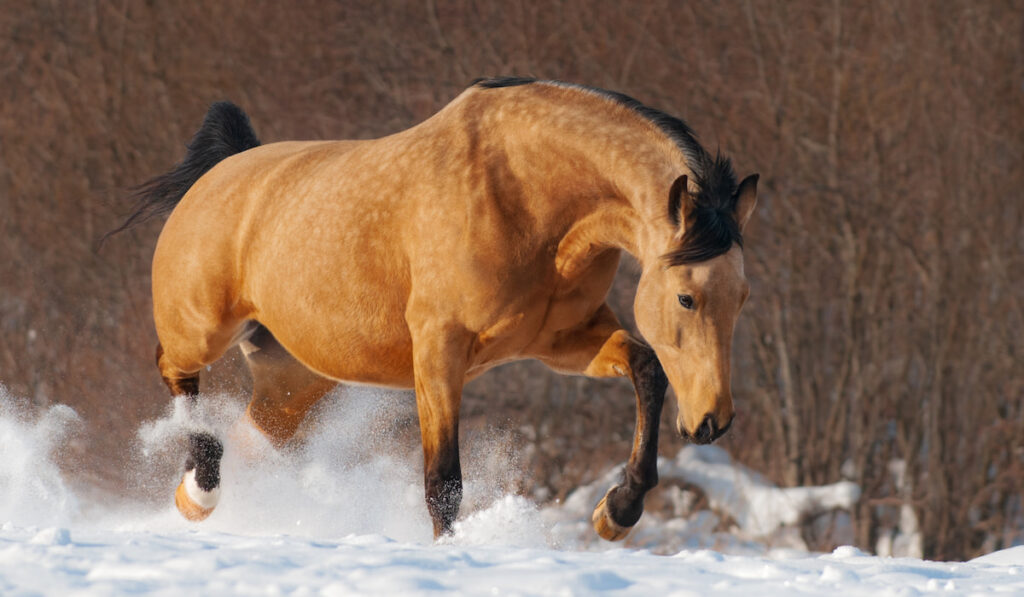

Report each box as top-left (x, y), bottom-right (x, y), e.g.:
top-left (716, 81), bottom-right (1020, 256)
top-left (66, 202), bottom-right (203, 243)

top-left (174, 432), bottom-right (223, 521)
top-left (156, 344), bottom-right (199, 397)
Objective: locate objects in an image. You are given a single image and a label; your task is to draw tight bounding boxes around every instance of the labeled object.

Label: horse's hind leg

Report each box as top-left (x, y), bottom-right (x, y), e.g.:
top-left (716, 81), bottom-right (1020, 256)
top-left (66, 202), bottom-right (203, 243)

top-left (240, 324), bottom-right (337, 448)
top-left (156, 312), bottom-right (255, 522)
top-left (155, 343), bottom-right (226, 521)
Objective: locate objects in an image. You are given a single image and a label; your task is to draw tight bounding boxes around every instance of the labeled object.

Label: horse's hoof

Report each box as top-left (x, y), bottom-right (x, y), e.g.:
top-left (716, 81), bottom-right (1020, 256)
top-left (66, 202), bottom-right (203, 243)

top-left (591, 488), bottom-right (632, 541)
top-left (174, 469), bottom-right (220, 522)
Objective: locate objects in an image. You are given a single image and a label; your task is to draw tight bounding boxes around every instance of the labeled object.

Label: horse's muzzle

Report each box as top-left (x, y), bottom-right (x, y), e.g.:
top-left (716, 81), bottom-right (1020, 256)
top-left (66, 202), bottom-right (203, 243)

top-left (679, 413), bottom-right (733, 445)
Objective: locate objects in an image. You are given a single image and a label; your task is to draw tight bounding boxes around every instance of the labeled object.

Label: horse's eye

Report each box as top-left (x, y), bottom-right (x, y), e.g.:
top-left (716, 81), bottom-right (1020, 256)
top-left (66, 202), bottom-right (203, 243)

top-left (678, 294), bottom-right (695, 310)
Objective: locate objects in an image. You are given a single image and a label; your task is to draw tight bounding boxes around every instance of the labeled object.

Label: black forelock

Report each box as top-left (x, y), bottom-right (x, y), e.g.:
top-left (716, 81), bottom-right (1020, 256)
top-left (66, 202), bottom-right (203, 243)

top-left (664, 152), bottom-right (742, 266)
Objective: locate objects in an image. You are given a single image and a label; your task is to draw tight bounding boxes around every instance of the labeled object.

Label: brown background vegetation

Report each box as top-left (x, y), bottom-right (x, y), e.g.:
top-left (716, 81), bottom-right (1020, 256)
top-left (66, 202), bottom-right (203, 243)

top-left (1, 0), bottom-right (1021, 560)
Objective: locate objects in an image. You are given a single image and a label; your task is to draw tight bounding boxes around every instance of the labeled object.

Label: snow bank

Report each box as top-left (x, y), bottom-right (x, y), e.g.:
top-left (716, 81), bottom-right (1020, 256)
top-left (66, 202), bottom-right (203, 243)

top-left (663, 444), bottom-right (860, 536)
top-left (970, 545), bottom-right (1024, 565)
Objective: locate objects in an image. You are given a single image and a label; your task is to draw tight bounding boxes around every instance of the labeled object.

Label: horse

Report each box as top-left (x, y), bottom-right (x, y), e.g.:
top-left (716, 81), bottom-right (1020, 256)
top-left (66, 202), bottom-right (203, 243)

top-left (112, 77), bottom-right (758, 541)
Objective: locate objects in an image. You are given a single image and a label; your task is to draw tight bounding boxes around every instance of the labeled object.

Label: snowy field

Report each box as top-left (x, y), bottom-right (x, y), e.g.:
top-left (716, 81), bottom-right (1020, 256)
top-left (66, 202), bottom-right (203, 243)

top-left (1, 386), bottom-right (1022, 596)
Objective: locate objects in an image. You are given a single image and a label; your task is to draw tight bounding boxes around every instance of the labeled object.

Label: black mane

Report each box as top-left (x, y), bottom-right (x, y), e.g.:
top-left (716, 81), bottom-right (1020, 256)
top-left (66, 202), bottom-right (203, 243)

top-left (473, 77), bottom-right (741, 265)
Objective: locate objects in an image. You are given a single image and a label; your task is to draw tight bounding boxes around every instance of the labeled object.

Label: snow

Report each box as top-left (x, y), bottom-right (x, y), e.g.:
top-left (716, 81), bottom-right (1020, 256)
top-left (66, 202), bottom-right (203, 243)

top-left (1, 525), bottom-right (1021, 596)
top-left (970, 546), bottom-right (1024, 566)
top-left (0, 385), bottom-right (1022, 596)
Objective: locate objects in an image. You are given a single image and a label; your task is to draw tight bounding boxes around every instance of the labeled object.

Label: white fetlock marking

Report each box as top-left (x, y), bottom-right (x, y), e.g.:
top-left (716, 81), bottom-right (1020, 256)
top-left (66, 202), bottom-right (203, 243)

top-left (183, 469), bottom-right (221, 509)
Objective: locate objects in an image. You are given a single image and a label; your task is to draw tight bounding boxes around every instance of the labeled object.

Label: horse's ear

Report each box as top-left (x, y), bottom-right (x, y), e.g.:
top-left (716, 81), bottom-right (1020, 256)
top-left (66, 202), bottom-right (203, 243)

top-left (667, 174), bottom-right (693, 229)
top-left (734, 173), bottom-right (759, 232)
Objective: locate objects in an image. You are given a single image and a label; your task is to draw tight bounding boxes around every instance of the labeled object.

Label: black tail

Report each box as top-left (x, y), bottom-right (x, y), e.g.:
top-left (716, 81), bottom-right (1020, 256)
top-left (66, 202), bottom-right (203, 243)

top-left (103, 102), bottom-right (260, 242)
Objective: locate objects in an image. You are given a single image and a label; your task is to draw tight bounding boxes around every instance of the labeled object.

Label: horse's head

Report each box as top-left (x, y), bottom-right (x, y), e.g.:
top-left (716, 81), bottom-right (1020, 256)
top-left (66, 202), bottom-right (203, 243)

top-left (634, 172), bottom-right (758, 444)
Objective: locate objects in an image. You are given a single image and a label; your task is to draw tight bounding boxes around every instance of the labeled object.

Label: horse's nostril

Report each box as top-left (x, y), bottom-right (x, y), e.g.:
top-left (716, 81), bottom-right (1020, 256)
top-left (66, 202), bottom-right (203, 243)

top-left (693, 414), bottom-right (717, 445)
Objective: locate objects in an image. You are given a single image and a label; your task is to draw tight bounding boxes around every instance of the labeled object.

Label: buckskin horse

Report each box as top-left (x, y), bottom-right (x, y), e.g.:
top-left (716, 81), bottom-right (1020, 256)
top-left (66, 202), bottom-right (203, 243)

top-left (112, 77), bottom-right (758, 541)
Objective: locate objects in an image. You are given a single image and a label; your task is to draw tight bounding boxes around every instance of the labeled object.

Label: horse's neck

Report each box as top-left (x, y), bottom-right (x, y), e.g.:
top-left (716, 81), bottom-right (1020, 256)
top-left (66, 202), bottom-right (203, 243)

top-left (559, 151), bottom-right (681, 268)
top-left (452, 87), bottom-right (688, 267)
top-left (551, 167), bottom-right (682, 278)
top-left (531, 115), bottom-right (683, 265)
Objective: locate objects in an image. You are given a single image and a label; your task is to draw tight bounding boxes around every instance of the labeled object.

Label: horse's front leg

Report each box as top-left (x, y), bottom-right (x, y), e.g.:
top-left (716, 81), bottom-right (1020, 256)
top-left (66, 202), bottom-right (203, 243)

top-left (590, 340), bottom-right (667, 540)
top-left (410, 323), bottom-right (472, 538)
top-left (537, 303), bottom-right (667, 541)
